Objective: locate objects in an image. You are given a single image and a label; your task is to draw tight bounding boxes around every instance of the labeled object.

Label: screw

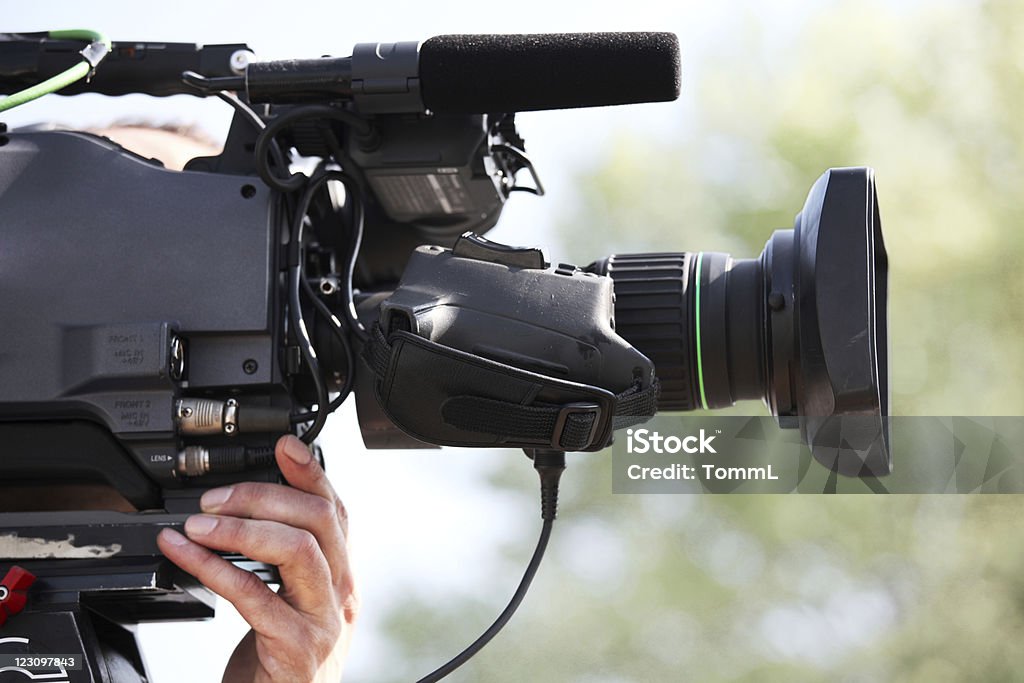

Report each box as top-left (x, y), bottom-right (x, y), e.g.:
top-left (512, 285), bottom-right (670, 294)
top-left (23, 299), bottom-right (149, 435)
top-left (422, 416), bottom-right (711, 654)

top-left (768, 292), bottom-right (786, 311)
top-left (182, 407), bottom-right (194, 418)
top-left (224, 423), bottom-right (237, 434)
top-left (229, 49), bottom-right (254, 74)
top-left (0, 586), bottom-right (8, 601)
top-left (243, 359), bottom-right (258, 375)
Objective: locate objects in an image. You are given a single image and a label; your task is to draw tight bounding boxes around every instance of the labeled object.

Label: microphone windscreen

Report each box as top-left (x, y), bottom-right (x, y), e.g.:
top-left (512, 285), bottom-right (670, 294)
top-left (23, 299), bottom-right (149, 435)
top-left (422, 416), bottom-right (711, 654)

top-left (419, 32), bottom-right (681, 114)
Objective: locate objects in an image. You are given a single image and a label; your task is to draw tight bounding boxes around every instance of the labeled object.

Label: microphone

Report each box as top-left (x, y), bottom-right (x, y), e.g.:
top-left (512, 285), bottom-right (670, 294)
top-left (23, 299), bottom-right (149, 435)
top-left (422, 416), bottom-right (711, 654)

top-left (242, 32), bottom-right (681, 114)
top-left (418, 32), bottom-right (681, 114)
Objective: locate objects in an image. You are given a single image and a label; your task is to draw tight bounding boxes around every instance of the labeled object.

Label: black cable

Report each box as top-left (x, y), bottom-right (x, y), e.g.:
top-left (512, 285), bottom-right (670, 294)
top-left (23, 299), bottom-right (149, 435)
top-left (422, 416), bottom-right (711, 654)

top-left (288, 171), bottom-right (348, 443)
top-left (222, 101), bottom-right (366, 431)
top-left (288, 167), bottom-right (365, 426)
top-left (285, 118), bottom-right (369, 429)
top-left (415, 520), bottom-right (554, 683)
top-left (336, 176), bottom-right (369, 343)
top-left (309, 124), bottom-right (369, 343)
top-left (318, 120), bottom-right (371, 209)
top-left (289, 274), bottom-right (356, 424)
top-left (302, 273), bottom-right (355, 405)
top-left (289, 262), bottom-right (327, 444)
top-left (415, 450), bottom-right (565, 683)
top-left (266, 113), bottom-right (368, 429)
top-left (255, 105), bottom-right (372, 193)
top-left (213, 91), bottom-right (289, 173)
top-left (181, 70), bottom-right (245, 94)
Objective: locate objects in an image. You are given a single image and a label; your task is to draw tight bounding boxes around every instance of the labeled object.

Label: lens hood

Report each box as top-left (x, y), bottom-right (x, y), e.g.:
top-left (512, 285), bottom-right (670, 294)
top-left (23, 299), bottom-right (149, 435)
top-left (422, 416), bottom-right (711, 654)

top-left (599, 167), bottom-right (891, 476)
top-left (765, 167), bottom-right (891, 476)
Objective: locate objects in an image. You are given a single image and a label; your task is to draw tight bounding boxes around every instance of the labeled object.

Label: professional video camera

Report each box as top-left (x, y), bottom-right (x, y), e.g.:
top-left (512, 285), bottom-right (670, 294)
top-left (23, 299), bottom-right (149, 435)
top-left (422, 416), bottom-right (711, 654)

top-left (0, 31), bottom-right (890, 681)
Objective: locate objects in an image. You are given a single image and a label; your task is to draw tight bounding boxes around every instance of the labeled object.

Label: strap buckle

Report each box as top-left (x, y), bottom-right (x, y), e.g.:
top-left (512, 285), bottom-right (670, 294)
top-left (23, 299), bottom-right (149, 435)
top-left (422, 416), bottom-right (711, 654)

top-left (551, 402), bottom-right (603, 450)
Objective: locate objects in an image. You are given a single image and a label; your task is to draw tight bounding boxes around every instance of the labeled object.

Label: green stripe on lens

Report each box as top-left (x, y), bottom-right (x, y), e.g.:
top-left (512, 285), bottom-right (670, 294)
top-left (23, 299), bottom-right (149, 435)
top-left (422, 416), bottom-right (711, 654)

top-left (694, 252), bottom-right (708, 410)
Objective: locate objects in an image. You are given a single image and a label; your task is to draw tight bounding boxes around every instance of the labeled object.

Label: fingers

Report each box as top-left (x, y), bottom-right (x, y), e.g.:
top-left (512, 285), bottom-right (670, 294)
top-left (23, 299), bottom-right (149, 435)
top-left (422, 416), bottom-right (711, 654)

top-left (268, 435), bottom-right (358, 626)
top-left (175, 513), bottom-right (332, 618)
top-left (161, 432), bottom-right (357, 662)
top-left (157, 527), bottom-right (284, 633)
top-left (274, 436), bottom-right (349, 538)
top-left (199, 480), bottom-right (353, 597)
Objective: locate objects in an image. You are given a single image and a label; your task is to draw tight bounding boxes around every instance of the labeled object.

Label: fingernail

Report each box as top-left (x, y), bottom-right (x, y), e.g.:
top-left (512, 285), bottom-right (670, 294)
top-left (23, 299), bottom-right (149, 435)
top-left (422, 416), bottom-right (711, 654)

top-left (185, 515), bottom-right (219, 536)
top-left (283, 436), bottom-right (312, 465)
top-left (201, 487), bottom-right (233, 511)
top-left (160, 528), bottom-right (188, 546)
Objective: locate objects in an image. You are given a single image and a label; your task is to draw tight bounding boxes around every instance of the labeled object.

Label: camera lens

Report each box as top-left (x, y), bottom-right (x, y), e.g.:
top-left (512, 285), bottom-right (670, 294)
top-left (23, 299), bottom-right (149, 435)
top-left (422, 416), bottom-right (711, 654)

top-left (592, 167), bottom-right (891, 476)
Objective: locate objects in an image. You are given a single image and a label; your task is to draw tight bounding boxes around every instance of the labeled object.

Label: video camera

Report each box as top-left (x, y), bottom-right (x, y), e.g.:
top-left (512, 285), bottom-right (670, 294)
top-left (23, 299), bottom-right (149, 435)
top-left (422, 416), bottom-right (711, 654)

top-left (0, 30), bottom-right (890, 681)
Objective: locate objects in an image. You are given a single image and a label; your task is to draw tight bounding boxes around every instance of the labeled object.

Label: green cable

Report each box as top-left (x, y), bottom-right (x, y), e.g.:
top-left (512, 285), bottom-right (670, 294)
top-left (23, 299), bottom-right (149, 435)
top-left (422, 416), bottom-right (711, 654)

top-left (694, 252), bottom-right (709, 410)
top-left (0, 29), bottom-right (111, 113)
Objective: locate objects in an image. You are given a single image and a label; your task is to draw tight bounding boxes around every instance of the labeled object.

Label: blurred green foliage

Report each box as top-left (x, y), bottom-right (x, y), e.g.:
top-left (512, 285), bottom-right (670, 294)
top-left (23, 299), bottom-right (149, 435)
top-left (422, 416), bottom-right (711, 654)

top-left (376, 2), bottom-right (1024, 681)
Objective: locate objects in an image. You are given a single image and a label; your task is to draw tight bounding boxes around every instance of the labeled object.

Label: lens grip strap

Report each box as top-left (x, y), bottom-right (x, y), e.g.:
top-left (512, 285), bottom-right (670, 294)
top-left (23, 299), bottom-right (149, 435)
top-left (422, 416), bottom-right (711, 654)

top-left (443, 395), bottom-right (601, 451)
top-left (363, 324), bottom-right (658, 451)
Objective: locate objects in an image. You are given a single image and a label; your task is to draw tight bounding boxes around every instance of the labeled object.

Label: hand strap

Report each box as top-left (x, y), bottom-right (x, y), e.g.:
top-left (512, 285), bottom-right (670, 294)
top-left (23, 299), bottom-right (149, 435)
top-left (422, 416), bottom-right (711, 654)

top-left (364, 324), bottom-right (658, 451)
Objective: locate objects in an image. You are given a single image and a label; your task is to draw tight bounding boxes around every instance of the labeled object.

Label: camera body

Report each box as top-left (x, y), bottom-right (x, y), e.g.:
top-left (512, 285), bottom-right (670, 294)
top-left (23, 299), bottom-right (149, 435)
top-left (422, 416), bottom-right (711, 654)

top-left (0, 128), bottom-right (289, 508)
top-left (0, 32), bottom-right (891, 518)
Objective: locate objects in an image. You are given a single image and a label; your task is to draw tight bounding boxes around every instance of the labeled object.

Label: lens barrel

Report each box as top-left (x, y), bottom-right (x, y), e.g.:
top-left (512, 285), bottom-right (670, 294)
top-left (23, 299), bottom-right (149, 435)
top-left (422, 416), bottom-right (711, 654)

top-left (594, 251), bottom-right (775, 409)
top-left (593, 168), bottom-right (891, 476)
top-left (595, 252), bottom-right (768, 411)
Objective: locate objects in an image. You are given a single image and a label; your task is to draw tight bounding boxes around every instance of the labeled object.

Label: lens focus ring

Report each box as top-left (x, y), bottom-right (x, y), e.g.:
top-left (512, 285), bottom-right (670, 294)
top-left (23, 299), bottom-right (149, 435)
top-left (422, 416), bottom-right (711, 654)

top-left (600, 253), bottom-right (699, 411)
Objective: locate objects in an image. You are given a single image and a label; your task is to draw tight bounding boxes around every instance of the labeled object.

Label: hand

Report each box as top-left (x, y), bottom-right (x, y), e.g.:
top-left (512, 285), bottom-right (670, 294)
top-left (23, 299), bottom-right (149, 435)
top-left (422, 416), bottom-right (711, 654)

top-left (157, 435), bottom-right (357, 683)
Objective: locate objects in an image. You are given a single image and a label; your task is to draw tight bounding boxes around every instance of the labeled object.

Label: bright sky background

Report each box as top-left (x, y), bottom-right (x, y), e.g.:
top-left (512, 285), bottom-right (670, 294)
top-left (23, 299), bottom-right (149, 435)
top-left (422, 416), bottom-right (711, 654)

top-left (4, 1), bottom-right (841, 680)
